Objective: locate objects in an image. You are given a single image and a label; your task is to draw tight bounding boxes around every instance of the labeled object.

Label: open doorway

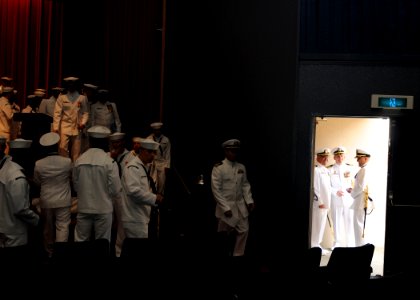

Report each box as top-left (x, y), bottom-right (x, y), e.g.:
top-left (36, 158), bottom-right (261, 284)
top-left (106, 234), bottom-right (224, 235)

top-left (312, 116), bottom-right (389, 276)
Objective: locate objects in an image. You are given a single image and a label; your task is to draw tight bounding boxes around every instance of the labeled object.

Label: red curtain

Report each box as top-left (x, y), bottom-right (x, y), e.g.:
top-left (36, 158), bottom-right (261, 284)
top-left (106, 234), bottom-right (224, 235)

top-left (0, 0), bottom-right (63, 107)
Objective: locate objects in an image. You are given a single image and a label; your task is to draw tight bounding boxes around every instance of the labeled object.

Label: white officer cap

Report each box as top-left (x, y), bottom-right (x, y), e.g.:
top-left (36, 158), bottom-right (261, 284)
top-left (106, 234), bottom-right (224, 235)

top-left (39, 132), bottom-right (60, 147)
top-left (87, 125), bottom-right (111, 138)
top-left (9, 138), bottom-right (32, 149)
top-left (222, 139), bottom-right (241, 149)
top-left (316, 148), bottom-right (330, 156)
top-left (2, 86), bottom-right (13, 93)
top-left (51, 87), bottom-right (64, 92)
top-left (63, 76), bottom-right (79, 82)
top-left (109, 132), bottom-right (126, 141)
top-left (355, 148), bottom-right (371, 158)
top-left (1, 76), bottom-right (13, 81)
top-left (150, 122), bottom-right (163, 129)
top-left (27, 94), bottom-right (36, 99)
top-left (98, 89), bottom-right (109, 94)
top-left (34, 90), bottom-right (46, 97)
top-left (332, 146), bottom-right (346, 155)
top-left (0, 136), bottom-right (6, 145)
top-left (140, 138), bottom-right (160, 151)
top-left (132, 136), bottom-right (142, 143)
top-left (83, 83), bottom-right (98, 90)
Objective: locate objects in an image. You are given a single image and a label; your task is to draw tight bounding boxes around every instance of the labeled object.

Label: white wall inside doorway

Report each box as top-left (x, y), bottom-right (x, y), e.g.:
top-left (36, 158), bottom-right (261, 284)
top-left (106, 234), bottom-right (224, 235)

top-left (313, 116), bottom-right (389, 275)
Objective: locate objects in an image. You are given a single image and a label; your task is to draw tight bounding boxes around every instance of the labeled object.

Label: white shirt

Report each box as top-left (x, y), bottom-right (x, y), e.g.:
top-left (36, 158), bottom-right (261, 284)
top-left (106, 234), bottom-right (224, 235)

top-left (73, 148), bottom-right (122, 214)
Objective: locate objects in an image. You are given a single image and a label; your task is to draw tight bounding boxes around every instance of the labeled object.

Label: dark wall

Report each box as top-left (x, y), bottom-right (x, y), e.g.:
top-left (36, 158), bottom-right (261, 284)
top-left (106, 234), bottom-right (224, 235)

top-left (297, 62), bottom-right (420, 275)
top-left (165, 1), bottom-right (299, 267)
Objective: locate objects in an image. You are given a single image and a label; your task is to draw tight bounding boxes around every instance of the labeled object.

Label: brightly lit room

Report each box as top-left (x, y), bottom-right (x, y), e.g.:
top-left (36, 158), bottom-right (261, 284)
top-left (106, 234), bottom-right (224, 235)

top-left (312, 116), bottom-right (390, 276)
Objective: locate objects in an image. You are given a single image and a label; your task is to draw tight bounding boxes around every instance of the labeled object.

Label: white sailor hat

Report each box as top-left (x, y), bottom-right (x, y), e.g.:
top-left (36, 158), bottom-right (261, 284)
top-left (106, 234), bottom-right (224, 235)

top-left (316, 148), bottom-right (330, 156)
top-left (34, 90), bottom-right (46, 97)
top-left (39, 132), bottom-right (60, 147)
top-left (51, 87), bottom-right (64, 92)
top-left (63, 76), bottom-right (79, 82)
top-left (83, 83), bottom-right (98, 90)
top-left (355, 149), bottom-right (370, 158)
top-left (87, 125), bottom-right (111, 138)
top-left (0, 136), bottom-right (6, 145)
top-left (140, 138), bottom-right (160, 151)
top-left (222, 139), bottom-right (241, 149)
top-left (150, 122), bottom-right (163, 129)
top-left (9, 138), bottom-right (32, 149)
top-left (98, 89), bottom-right (109, 94)
top-left (109, 132), bottom-right (126, 141)
top-left (27, 94), bottom-right (36, 99)
top-left (1, 76), bottom-right (13, 81)
top-left (332, 146), bottom-right (346, 155)
top-left (132, 136), bottom-right (142, 143)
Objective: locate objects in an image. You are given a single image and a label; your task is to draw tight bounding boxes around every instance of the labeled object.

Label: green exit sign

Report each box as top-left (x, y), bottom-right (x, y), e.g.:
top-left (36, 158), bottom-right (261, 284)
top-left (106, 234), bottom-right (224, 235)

top-left (371, 94), bottom-right (414, 109)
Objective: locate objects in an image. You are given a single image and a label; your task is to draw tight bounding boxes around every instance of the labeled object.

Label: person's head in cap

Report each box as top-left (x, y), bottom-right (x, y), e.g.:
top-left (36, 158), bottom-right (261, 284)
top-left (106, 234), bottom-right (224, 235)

top-left (138, 138), bottom-right (159, 164)
top-left (63, 76), bottom-right (80, 93)
top-left (109, 132), bottom-right (126, 158)
top-left (222, 139), bottom-right (241, 162)
top-left (332, 146), bottom-right (346, 165)
top-left (34, 89), bottom-right (46, 100)
top-left (97, 89), bottom-right (111, 103)
top-left (51, 86), bottom-right (64, 98)
top-left (1, 87), bottom-right (14, 105)
top-left (83, 83), bottom-right (98, 102)
top-left (33, 89), bottom-right (46, 109)
top-left (8, 138), bottom-right (33, 171)
top-left (150, 122), bottom-right (163, 138)
top-left (315, 147), bottom-right (330, 166)
top-left (87, 125), bottom-right (111, 151)
top-left (39, 132), bottom-right (60, 155)
top-left (131, 136), bottom-right (142, 154)
top-left (2, 86), bottom-right (14, 94)
top-left (355, 148), bottom-right (371, 167)
top-left (0, 77), bottom-right (13, 92)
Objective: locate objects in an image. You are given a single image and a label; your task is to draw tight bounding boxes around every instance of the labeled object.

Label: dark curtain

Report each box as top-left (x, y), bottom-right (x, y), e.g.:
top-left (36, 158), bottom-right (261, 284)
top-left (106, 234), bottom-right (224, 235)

top-left (300, 0), bottom-right (420, 56)
top-left (61, 0), bottom-right (163, 135)
top-left (0, 0), bottom-right (64, 107)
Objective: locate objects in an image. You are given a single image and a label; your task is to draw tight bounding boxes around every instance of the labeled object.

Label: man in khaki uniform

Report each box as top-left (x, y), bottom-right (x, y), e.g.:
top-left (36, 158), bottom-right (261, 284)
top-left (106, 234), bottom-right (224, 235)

top-left (53, 77), bottom-right (89, 161)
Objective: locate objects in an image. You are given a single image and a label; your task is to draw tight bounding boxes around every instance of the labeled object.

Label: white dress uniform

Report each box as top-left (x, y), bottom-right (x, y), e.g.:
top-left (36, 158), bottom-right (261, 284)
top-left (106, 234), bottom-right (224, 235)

top-left (108, 146), bottom-right (135, 257)
top-left (120, 156), bottom-right (159, 238)
top-left (33, 149), bottom-right (73, 248)
top-left (90, 101), bottom-right (122, 133)
top-left (311, 153), bottom-right (332, 250)
top-left (147, 132), bottom-right (171, 194)
top-left (351, 149), bottom-right (372, 247)
top-left (0, 155), bottom-right (40, 247)
top-left (329, 162), bottom-right (355, 248)
top-left (53, 91), bottom-right (89, 161)
top-left (211, 155), bottom-right (254, 257)
top-left (73, 146), bottom-right (122, 242)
